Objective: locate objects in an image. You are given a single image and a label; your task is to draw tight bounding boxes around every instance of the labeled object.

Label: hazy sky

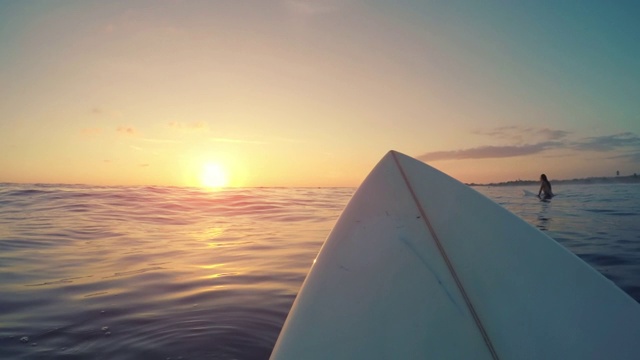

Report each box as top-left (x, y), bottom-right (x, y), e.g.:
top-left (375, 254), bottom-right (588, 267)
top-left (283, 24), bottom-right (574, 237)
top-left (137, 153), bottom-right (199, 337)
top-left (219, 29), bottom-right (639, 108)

top-left (1, 0), bottom-right (639, 187)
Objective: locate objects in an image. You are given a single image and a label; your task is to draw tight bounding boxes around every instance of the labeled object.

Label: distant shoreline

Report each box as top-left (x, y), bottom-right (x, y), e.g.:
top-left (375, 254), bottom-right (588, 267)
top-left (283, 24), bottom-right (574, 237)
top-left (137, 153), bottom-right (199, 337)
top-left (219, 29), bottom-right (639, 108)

top-left (468, 174), bottom-right (640, 187)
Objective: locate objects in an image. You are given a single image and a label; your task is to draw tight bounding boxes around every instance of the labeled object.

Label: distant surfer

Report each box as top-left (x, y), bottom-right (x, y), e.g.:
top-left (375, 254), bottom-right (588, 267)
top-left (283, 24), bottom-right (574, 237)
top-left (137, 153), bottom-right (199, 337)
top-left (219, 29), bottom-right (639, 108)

top-left (538, 174), bottom-right (554, 199)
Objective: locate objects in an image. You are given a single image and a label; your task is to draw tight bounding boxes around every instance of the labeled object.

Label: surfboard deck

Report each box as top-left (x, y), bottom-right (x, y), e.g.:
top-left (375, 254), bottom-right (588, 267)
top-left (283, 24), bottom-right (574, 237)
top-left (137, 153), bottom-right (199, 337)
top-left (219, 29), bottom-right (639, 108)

top-left (270, 151), bottom-right (640, 359)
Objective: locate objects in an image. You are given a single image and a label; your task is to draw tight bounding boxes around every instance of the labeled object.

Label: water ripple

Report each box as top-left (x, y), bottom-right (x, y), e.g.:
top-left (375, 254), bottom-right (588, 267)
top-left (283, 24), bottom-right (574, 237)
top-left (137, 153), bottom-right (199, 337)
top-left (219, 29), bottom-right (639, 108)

top-left (2, 183), bottom-right (639, 359)
top-left (0, 185), bottom-right (353, 359)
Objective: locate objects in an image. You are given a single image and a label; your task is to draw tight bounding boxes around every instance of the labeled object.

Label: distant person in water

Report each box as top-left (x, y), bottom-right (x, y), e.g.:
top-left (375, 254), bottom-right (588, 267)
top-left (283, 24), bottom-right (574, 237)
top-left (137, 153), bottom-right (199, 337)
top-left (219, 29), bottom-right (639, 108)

top-left (538, 174), bottom-right (554, 199)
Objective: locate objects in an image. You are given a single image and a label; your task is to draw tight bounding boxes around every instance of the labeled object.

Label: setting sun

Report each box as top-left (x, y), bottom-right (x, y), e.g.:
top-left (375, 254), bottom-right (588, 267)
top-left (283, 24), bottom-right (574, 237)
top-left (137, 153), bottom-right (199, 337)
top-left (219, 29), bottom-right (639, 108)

top-left (201, 163), bottom-right (229, 188)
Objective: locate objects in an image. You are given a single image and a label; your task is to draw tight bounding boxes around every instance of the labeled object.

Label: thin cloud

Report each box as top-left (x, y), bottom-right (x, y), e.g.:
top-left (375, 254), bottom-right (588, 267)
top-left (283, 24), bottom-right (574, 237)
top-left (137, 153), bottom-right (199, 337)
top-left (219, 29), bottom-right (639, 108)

top-left (629, 152), bottom-right (640, 162)
top-left (417, 142), bottom-right (560, 162)
top-left (417, 131), bottom-right (640, 162)
top-left (610, 151), bottom-right (640, 162)
top-left (211, 137), bottom-right (267, 145)
top-left (571, 133), bottom-right (640, 162)
top-left (539, 128), bottom-right (571, 141)
top-left (129, 145), bottom-right (158, 155)
top-left (573, 132), bottom-right (640, 152)
top-left (117, 126), bottom-right (137, 136)
top-left (473, 126), bottom-right (570, 143)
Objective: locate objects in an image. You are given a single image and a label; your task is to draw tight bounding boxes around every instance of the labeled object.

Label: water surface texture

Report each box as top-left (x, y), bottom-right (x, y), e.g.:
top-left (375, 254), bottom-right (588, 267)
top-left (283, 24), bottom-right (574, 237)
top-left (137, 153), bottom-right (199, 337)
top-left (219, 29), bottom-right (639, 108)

top-left (1, 183), bottom-right (639, 359)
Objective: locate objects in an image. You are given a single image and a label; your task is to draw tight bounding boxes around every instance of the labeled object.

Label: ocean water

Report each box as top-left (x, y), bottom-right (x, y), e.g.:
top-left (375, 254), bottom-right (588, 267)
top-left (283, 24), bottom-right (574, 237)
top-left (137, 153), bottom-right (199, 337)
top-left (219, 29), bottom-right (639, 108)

top-left (0, 183), bottom-right (639, 359)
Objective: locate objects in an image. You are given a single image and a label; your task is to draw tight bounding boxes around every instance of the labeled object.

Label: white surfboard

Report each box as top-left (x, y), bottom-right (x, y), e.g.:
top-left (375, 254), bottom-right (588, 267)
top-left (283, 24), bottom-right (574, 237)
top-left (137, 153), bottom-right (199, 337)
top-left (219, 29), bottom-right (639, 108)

top-left (271, 151), bottom-right (640, 359)
top-left (523, 189), bottom-right (556, 199)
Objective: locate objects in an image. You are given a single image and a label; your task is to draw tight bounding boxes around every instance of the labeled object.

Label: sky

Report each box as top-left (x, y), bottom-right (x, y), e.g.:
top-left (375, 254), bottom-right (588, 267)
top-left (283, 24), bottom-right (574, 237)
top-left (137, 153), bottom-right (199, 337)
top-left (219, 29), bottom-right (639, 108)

top-left (1, 0), bottom-right (639, 187)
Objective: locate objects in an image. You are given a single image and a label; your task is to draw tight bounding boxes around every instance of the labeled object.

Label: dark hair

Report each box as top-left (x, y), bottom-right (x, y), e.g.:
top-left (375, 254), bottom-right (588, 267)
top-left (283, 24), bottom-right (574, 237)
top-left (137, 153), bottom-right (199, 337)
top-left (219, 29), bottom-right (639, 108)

top-left (540, 174), bottom-right (548, 182)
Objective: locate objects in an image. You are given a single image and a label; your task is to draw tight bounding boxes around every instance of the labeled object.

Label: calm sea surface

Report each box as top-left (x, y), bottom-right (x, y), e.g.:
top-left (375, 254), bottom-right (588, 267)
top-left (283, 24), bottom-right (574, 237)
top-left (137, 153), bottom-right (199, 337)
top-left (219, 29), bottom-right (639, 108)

top-left (1, 183), bottom-right (639, 359)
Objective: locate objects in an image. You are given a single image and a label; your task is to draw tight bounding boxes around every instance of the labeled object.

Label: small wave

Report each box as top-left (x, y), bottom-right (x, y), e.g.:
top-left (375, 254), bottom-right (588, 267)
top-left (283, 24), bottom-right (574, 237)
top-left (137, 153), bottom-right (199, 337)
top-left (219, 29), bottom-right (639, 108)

top-left (25, 276), bottom-right (94, 287)
top-left (104, 266), bottom-right (166, 279)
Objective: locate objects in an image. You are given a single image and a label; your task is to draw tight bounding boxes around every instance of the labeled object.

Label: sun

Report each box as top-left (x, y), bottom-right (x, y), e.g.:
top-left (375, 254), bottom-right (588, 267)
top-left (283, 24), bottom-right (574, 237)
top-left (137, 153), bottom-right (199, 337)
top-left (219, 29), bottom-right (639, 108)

top-left (201, 163), bottom-right (230, 188)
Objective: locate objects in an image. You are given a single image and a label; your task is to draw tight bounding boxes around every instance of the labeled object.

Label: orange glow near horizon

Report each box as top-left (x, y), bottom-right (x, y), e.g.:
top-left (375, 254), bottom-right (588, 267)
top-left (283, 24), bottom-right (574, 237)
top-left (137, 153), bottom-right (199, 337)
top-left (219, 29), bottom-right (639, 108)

top-left (1, 2), bottom-right (638, 187)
